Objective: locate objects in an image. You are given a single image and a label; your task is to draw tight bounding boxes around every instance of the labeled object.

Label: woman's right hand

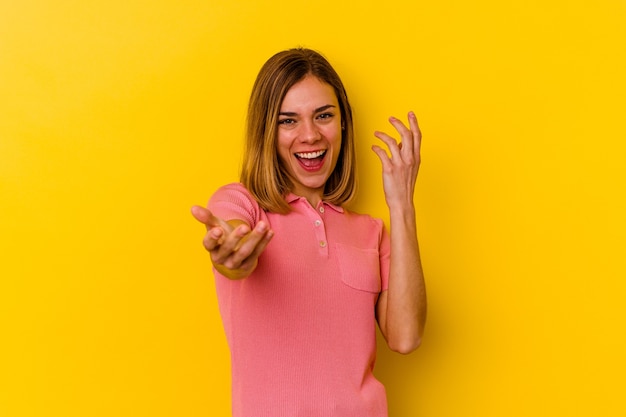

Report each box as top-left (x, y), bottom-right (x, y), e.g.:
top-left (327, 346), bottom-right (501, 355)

top-left (191, 206), bottom-right (274, 279)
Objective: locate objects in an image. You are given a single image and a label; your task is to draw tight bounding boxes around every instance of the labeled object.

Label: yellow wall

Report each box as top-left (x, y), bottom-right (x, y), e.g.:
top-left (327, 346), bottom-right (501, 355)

top-left (1, 0), bottom-right (625, 416)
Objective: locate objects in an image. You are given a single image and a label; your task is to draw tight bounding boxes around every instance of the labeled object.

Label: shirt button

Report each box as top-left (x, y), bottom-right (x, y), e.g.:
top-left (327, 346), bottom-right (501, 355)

top-left (319, 241), bottom-right (327, 247)
top-left (314, 220), bottom-right (321, 227)
top-left (319, 206), bottom-right (325, 213)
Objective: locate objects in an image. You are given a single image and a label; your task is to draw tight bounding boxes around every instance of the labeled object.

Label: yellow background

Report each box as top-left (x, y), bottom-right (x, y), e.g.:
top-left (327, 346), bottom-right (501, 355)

top-left (1, 0), bottom-right (625, 416)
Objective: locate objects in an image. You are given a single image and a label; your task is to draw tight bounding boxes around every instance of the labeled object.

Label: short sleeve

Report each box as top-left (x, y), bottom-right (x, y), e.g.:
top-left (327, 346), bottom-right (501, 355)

top-left (379, 222), bottom-right (391, 292)
top-left (207, 183), bottom-right (262, 228)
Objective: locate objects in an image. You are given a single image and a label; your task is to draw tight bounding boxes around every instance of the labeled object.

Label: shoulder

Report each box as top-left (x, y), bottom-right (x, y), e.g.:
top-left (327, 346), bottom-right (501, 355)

top-left (210, 182), bottom-right (255, 203)
top-left (208, 183), bottom-right (263, 226)
top-left (328, 208), bottom-right (389, 259)
top-left (336, 208), bottom-right (388, 246)
top-left (342, 208), bottom-right (385, 230)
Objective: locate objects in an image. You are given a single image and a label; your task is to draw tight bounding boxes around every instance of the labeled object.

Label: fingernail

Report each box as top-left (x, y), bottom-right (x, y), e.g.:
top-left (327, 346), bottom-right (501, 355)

top-left (256, 222), bottom-right (267, 232)
top-left (210, 228), bottom-right (222, 238)
top-left (409, 111), bottom-right (415, 118)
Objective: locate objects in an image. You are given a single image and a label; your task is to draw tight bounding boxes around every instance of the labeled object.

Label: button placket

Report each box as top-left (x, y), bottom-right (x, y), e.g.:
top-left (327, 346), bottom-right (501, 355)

top-left (312, 203), bottom-right (328, 256)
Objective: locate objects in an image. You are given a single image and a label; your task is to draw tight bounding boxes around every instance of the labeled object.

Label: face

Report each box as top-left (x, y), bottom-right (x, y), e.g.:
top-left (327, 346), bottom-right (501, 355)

top-left (277, 75), bottom-right (342, 204)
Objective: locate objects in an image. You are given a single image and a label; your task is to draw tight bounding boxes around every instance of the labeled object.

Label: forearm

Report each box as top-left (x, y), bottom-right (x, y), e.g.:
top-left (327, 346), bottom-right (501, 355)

top-left (383, 204), bottom-right (427, 353)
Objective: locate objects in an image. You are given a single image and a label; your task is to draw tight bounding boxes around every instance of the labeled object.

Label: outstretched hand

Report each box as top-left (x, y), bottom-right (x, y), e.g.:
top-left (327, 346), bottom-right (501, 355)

top-left (371, 111), bottom-right (421, 209)
top-left (191, 205), bottom-right (274, 279)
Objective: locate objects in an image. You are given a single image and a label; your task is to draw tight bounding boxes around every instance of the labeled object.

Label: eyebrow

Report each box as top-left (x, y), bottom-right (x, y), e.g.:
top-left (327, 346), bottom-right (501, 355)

top-left (278, 104), bottom-right (336, 117)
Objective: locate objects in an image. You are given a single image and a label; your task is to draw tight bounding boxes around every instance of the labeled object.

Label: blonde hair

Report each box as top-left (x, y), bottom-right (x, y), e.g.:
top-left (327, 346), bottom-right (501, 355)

top-left (240, 48), bottom-right (356, 213)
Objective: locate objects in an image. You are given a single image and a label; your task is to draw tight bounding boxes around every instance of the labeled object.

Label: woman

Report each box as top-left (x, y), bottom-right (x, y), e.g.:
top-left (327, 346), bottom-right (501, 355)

top-left (191, 48), bottom-right (426, 417)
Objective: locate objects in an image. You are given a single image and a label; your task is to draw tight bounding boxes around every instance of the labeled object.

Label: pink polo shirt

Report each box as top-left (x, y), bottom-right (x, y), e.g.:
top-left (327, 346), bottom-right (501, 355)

top-left (208, 183), bottom-right (391, 417)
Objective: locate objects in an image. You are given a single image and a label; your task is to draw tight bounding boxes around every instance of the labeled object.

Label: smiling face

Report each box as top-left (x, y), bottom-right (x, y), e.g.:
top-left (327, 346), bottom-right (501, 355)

top-left (277, 75), bottom-right (342, 206)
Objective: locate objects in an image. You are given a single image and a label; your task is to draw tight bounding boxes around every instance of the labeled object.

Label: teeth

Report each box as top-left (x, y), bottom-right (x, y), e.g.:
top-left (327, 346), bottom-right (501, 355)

top-left (295, 150), bottom-right (326, 159)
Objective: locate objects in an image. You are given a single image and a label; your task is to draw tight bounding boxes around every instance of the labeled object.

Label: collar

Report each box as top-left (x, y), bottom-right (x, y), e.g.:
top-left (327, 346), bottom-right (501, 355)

top-left (285, 193), bottom-right (344, 213)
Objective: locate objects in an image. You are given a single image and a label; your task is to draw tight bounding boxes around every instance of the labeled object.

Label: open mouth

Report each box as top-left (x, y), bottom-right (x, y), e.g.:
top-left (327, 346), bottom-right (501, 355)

top-left (295, 150), bottom-right (327, 169)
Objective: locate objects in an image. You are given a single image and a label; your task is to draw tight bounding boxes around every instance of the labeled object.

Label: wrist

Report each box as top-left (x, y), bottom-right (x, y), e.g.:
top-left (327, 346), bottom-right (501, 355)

top-left (387, 201), bottom-right (416, 218)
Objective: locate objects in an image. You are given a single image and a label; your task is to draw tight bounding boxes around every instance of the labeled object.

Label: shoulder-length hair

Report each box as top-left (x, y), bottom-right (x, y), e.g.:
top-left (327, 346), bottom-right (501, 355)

top-left (240, 48), bottom-right (356, 214)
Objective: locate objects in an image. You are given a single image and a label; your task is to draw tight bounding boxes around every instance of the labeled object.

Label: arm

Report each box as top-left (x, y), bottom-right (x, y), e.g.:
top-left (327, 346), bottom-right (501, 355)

top-left (190, 205), bottom-right (274, 279)
top-left (371, 111), bottom-right (427, 354)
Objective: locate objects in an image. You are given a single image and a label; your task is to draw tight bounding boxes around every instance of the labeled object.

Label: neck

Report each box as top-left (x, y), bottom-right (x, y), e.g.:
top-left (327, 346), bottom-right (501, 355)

top-left (291, 187), bottom-right (323, 208)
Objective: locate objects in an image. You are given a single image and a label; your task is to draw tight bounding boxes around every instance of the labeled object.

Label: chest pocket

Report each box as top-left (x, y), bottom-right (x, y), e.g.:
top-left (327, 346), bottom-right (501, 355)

top-left (335, 242), bottom-right (381, 293)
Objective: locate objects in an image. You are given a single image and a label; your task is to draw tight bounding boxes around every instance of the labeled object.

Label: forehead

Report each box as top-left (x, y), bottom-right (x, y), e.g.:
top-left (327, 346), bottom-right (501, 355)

top-left (280, 75), bottom-right (338, 110)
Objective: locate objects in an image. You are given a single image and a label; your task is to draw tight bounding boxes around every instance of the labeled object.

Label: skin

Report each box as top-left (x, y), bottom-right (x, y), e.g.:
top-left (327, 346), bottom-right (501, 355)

top-left (191, 76), bottom-right (426, 354)
top-left (275, 75), bottom-right (342, 207)
top-left (372, 112), bottom-right (426, 353)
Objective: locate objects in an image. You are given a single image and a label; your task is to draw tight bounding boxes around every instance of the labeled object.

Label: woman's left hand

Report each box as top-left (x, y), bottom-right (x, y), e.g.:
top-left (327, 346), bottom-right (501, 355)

top-left (372, 112), bottom-right (426, 353)
top-left (372, 111), bottom-right (422, 209)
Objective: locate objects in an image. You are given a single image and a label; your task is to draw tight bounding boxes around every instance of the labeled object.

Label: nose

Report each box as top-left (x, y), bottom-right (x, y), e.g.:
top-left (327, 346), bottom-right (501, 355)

top-left (299, 119), bottom-right (321, 143)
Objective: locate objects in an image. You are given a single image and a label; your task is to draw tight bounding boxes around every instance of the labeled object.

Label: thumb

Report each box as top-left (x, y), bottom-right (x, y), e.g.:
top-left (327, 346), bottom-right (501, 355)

top-left (190, 205), bottom-right (233, 232)
top-left (191, 205), bottom-right (212, 225)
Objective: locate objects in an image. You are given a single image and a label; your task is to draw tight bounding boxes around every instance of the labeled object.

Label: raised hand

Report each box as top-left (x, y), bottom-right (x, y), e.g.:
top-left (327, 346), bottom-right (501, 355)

top-left (371, 111), bottom-right (421, 209)
top-left (371, 112), bottom-right (426, 353)
top-left (191, 205), bottom-right (274, 279)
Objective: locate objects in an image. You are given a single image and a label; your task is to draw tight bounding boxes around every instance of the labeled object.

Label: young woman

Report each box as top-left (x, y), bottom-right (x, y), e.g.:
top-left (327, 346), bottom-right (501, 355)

top-left (191, 48), bottom-right (426, 417)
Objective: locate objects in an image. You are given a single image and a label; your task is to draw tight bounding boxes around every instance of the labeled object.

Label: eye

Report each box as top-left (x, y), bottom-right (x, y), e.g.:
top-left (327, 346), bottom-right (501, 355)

top-left (278, 118), bottom-right (296, 125)
top-left (316, 112), bottom-right (334, 121)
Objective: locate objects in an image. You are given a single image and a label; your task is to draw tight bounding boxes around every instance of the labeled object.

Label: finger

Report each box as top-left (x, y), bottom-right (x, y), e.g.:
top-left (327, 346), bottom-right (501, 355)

top-left (191, 205), bottom-right (211, 224)
top-left (210, 223), bottom-right (250, 264)
top-left (408, 111), bottom-right (422, 158)
top-left (248, 229), bottom-right (274, 259)
top-left (371, 145), bottom-right (393, 171)
top-left (191, 205), bottom-right (232, 232)
top-left (233, 221), bottom-right (268, 252)
top-left (373, 131), bottom-right (402, 161)
top-left (202, 226), bottom-right (224, 252)
top-left (238, 229), bottom-right (275, 272)
top-left (389, 115), bottom-right (414, 157)
top-left (229, 222), bottom-right (273, 266)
